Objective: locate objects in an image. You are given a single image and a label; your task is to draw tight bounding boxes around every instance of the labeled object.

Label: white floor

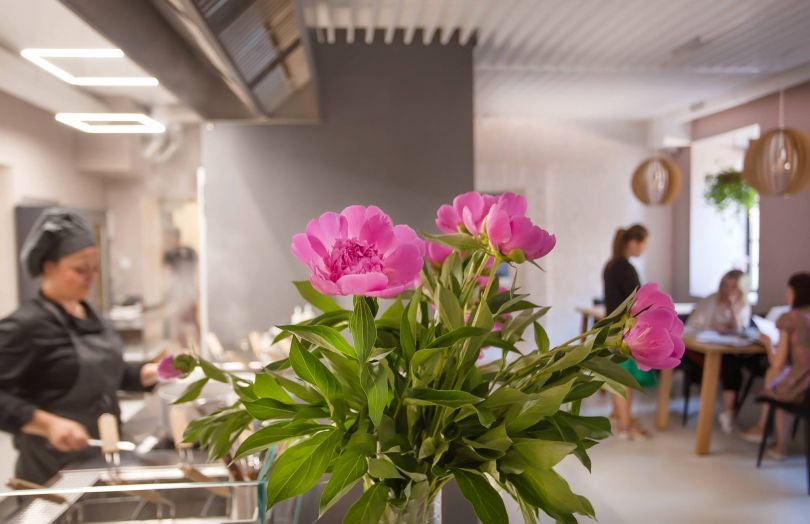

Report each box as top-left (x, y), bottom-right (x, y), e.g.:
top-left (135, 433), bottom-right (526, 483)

top-left (503, 386), bottom-right (810, 523)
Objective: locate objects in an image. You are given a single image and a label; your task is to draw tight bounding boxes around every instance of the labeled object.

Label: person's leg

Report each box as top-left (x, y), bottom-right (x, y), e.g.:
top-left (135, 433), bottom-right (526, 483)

top-left (768, 409), bottom-right (790, 460)
top-left (613, 391), bottom-right (633, 437)
top-left (719, 355), bottom-right (743, 433)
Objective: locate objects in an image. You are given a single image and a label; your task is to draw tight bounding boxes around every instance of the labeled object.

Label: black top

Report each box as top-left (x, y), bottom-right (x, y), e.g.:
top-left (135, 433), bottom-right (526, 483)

top-left (603, 258), bottom-right (640, 314)
top-left (0, 296), bottom-right (145, 433)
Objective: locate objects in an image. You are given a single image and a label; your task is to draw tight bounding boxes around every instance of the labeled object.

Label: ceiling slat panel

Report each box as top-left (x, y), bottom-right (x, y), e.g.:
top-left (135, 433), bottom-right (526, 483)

top-left (302, 0), bottom-right (810, 119)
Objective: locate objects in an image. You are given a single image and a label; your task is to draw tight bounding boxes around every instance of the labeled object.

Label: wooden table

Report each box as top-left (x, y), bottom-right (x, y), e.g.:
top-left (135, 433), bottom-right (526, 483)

top-left (575, 305), bottom-right (606, 333)
top-left (655, 335), bottom-right (765, 455)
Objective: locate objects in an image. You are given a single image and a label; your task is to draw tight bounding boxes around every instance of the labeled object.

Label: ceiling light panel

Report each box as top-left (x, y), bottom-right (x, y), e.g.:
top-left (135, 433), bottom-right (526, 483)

top-left (21, 48), bottom-right (159, 86)
top-left (55, 113), bottom-right (166, 134)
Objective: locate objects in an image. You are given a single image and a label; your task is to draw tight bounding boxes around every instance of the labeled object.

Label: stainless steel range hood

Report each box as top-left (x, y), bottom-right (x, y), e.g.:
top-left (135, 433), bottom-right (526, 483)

top-left (61, 0), bottom-right (318, 121)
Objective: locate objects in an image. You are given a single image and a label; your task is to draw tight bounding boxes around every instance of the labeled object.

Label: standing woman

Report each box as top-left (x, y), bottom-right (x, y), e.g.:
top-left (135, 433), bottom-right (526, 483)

top-left (0, 210), bottom-right (159, 484)
top-left (603, 224), bottom-right (651, 439)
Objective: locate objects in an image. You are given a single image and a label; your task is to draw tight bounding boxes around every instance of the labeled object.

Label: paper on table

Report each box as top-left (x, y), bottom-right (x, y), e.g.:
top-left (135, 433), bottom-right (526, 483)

top-left (752, 315), bottom-right (780, 347)
top-left (694, 330), bottom-right (753, 347)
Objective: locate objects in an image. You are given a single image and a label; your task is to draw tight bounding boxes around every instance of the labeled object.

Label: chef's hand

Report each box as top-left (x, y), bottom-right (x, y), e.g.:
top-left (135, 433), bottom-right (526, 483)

top-left (46, 416), bottom-right (91, 452)
top-left (140, 362), bottom-right (160, 387)
top-left (22, 410), bottom-right (90, 452)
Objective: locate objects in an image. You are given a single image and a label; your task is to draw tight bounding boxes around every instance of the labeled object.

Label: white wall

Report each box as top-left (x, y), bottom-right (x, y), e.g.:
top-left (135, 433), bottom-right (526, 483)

top-left (476, 118), bottom-right (674, 345)
top-left (0, 90), bottom-right (105, 316)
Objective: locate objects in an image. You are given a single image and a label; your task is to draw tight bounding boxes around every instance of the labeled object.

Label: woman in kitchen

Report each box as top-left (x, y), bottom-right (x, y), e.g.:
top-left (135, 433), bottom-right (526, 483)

top-left (0, 209), bottom-right (160, 484)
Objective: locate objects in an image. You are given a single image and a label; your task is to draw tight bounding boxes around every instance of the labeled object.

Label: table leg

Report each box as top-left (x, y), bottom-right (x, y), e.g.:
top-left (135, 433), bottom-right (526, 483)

top-left (655, 368), bottom-right (673, 430)
top-left (695, 352), bottom-right (721, 455)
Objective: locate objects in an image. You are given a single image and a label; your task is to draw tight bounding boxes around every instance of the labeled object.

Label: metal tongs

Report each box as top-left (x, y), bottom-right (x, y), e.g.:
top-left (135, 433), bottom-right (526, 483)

top-left (97, 413), bottom-right (165, 505)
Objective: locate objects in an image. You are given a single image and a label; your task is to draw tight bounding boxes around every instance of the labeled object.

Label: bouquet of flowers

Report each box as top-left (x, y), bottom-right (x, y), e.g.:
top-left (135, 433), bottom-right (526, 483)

top-left (168, 192), bottom-right (684, 523)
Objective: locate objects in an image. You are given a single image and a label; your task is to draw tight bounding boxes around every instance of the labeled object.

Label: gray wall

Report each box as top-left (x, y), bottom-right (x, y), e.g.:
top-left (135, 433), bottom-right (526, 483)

top-left (204, 31), bottom-right (474, 344)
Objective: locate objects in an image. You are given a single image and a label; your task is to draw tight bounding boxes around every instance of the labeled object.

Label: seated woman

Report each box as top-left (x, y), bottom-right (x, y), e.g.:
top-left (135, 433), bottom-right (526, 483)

top-left (687, 269), bottom-right (754, 434)
top-left (742, 273), bottom-right (810, 459)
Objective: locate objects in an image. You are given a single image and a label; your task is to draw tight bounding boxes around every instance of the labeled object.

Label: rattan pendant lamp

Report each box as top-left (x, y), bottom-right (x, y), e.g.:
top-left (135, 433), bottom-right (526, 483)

top-left (742, 90), bottom-right (810, 196)
top-left (631, 155), bottom-right (683, 205)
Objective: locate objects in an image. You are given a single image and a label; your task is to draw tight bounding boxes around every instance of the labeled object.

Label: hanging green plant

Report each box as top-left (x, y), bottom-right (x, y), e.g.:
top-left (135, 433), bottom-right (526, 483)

top-left (704, 168), bottom-right (758, 214)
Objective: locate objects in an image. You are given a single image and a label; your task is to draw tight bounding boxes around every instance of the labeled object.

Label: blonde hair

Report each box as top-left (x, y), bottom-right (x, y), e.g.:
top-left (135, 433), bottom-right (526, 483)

top-left (719, 269), bottom-right (749, 304)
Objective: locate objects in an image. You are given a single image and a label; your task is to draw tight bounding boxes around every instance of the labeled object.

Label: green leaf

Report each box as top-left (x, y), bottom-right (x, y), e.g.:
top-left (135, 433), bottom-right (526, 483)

top-left (480, 387), bottom-right (529, 410)
top-left (438, 285), bottom-right (464, 329)
top-left (367, 457), bottom-right (403, 479)
top-left (501, 308), bottom-right (550, 342)
top-left (343, 482), bottom-right (388, 524)
top-left (243, 398), bottom-right (298, 420)
top-left (320, 452), bottom-right (368, 515)
top-left (172, 378), bottom-right (209, 404)
top-left (510, 439), bottom-right (577, 469)
top-left (279, 324), bottom-right (355, 359)
top-left (410, 347), bottom-right (447, 372)
top-left (421, 231), bottom-right (483, 251)
top-left (380, 299), bottom-right (404, 323)
top-left (509, 467), bottom-right (595, 519)
top-left (581, 357), bottom-right (643, 392)
top-left (293, 280), bottom-right (342, 312)
top-left (351, 297), bottom-right (377, 363)
top-left (452, 469), bottom-right (509, 524)
top-left (564, 380), bottom-right (605, 403)
top-left (400, 305), bottom-right (417, 362)
top-left (265, 428), bottom-right (341, 506)
top-left (289, 339), bottom-right (341, 400)
top-left (234, 421), bottom-right (326, 459)
top-left (405, 388), bottom-right (483, 408)
top-left (273, 375), bottom-right (324, 404)
top-left (253, 373), bottom-right (294, 403)
top-left (542, 344), bottom-right (590, 376)
top-left (533, 321), bottom-right (550, 353)
top-left (472, 424), bottom-right (512, 453)
top-left (506, 378), bottom-right (576, 432)
top-left (363, 365), bottom-right (389, 428)
top-left (426, 326), bottom-right (489, 348)
top-left (199, 358), bottom-right (228, 383)
top-left (346, 431), bottom-right (376, 457)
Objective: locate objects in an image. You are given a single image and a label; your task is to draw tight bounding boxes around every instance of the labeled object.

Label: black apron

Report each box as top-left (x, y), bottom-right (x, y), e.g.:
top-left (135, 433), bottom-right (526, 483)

top-left (14, 299), bottom-right (126, 484)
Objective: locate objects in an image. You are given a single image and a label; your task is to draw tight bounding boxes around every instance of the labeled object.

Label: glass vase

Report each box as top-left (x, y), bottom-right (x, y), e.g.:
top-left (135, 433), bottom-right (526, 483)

top-left (383, 490), bottom-right (441, 524)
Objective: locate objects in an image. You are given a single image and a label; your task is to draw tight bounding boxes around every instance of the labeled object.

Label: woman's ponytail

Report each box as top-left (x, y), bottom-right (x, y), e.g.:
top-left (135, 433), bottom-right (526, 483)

top-left (611, 228), bottom-right (626, 261)
top-left (610, 224), bottom-right (648, 262)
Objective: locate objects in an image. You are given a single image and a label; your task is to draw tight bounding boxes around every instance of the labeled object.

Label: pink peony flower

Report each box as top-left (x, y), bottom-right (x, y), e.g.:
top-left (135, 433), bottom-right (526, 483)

top-left (291, 205), bottom-right (425, 297)
top-left (435, 192), bottom-right (497, 235)
top-left (158, 355), bottom-right (185, 380)
top-left (623, 286), bottom-right (684, 370)
top-left (485, 193), bottom-right (555, 261)
top-left (630, 282), bottom-right (674, 316)
top-left (426, 241), bottom-right (453, 266)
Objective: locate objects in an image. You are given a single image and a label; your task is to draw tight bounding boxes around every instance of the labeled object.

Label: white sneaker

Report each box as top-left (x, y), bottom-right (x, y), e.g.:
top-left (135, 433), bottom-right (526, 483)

top-left (718, 410), bottom-right (734, 435)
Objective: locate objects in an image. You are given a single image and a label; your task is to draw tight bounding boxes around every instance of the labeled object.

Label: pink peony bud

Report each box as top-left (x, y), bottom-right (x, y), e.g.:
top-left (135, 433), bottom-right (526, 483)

top-left (435, 192), bottom-right (497, 235)
top-left (485, 193), bottom-right (555, 261)
top-left (426, 241), bottom-right (453, 266)
top-left (291, 205), bottom-right (425, 297)
top-left (624, 284), bottom-right (684, 370)
top-left (158, 355), bottom-right (185, 380)
top-left (630, 282), bottom-right (674, 316)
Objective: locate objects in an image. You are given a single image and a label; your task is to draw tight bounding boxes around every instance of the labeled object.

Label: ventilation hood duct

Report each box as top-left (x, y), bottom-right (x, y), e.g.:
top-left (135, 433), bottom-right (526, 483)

top-left (61, 0), bottom-right (318, 121)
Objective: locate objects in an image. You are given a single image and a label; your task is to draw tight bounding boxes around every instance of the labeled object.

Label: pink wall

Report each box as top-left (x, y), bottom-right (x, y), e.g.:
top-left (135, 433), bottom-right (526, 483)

top-left (688, 81), bottom-right (810, 309)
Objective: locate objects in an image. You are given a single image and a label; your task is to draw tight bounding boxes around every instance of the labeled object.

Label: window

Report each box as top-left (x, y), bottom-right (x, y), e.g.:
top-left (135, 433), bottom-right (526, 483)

top-left (689, 124), bottom-right (760, 302)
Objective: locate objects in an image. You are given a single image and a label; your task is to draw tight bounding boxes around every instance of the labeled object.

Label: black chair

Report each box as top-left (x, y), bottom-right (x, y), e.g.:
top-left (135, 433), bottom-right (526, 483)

top-left (755, 394), bottom-right (810, 495)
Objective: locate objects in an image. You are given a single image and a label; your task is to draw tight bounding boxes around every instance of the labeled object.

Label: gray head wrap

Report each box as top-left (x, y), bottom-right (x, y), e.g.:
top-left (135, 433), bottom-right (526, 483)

top-left (20, 209), bottom-right (96, 277)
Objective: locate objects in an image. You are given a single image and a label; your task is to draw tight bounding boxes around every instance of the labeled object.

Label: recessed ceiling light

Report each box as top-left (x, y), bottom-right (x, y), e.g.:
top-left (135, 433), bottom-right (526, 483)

top-left (55, 113), bottom-right (166, 134)
top-left (21, 48), bottom-right (159, 87)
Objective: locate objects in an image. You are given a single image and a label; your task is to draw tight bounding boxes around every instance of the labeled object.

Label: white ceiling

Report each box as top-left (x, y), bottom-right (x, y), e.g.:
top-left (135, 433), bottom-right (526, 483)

top-left (302, 0), bottom-right (810, 120)
top-left (0, 0), bottom-right (176, 107)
